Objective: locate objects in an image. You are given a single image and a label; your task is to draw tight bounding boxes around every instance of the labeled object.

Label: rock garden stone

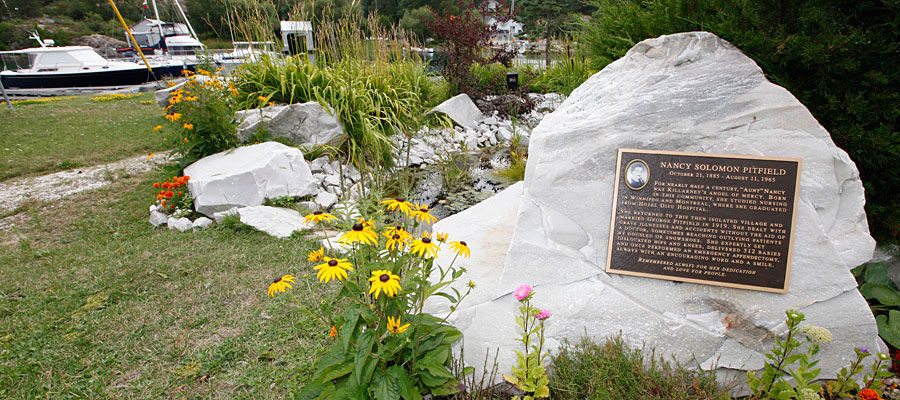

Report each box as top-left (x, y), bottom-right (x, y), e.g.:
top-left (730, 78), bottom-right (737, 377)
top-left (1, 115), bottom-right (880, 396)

top-left (235, 102), bottom-right (344, 146)
top-left (167, 216), bottom-right (193, 232)
top-left (236, 205), bottom-right (305, 238)
top-left (149, 210), bottom-right (168, 227)
top-left (495, 127), bottom-right (514, 142)
top-left (192, 217), bottom-right (213, 231)
top-left (315, 191), bottom-right (338, 209)
top-left (427, 32), bottom-right (884, 391)
top-left (483, 116), bottom-right (498, 126)
top-left (429, 93), bottom-right (484, 129)
top-left (213, 207), bottom-right (240, 224)
top-left (185, 142), bottom-right (317, 217)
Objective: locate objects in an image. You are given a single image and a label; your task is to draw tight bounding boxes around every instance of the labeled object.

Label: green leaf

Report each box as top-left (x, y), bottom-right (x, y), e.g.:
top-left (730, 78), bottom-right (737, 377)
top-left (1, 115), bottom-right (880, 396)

top-left (865, 262), bottom-right (894, 287)
top-left (860, 283), bottom-right (900, 306)
top-left (297, 383), bottom-right (330, 400)
top-left (430, 379), bottom-right (461, 396)
top-left (373, 370), bottom-right (401, 400)
top-left (352, 330), bottom-right (377, 388)
top-left (387, 365), bottom-right (420, 400)
top-left (533, 385), bottom-right (550, 398)
top-left (876, 310), bottom-right (900, 348)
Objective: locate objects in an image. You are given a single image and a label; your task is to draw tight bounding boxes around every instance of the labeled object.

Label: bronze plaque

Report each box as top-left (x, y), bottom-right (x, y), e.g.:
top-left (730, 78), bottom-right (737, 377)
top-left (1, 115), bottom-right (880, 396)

top-left (606, 149), bottom-right (802, 293)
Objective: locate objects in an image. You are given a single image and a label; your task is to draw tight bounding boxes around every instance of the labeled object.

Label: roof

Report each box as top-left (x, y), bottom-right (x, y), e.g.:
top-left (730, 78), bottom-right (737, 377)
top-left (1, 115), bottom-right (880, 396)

top-left (280, 21), bottom-right (313, 33)
top-left (0, 46), bottom-right (96, 55)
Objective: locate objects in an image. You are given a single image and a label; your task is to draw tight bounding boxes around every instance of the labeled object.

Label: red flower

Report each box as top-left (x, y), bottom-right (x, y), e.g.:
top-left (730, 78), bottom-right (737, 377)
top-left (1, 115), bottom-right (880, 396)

top-left (164, 191), bottom-right (174, 199)
top-left (858, 388), bottom-right (881, 400)
top-left (162, 182), bottom-right (170, 189)
top-left (177, 191), bottom-right (182, 196)
top-left (153, 182), bottom-right (160, 188)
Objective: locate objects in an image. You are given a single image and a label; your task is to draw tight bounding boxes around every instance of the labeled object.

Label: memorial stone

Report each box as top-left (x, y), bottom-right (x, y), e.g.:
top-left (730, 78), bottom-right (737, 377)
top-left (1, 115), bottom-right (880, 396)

top-left (424, 32), bottom-right (883, 392)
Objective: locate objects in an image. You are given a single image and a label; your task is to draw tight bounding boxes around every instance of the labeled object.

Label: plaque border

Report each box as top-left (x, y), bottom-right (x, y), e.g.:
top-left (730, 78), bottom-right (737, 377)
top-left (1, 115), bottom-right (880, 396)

top-left (605, 148), bottom-right (803, 293)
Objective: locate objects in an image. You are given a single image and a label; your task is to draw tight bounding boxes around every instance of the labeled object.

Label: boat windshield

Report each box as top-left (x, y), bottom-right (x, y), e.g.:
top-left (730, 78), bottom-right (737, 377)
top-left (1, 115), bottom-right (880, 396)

top-left (0, 53), bottom-right (33, 71)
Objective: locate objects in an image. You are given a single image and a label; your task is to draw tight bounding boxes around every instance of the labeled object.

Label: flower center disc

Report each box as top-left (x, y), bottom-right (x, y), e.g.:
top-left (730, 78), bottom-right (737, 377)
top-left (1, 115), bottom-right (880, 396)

top-left (352, 223), bottom-right (363, 231)
top-left (422, 237), bottom-right (431, 244)
top-left (313, 211), bottom-right (323, 215)
top-left (396, 197), bottom-right (405, 202)
top-left (392, 234), bottom-right (400, 240)
top-left (379, 274), bottom-right (390, 282)
top-left (460, 241), bottom-right (467, 246)
top-left (328, 260), bottom-right (338, 267)
top-left (273, 277), bottom-right (281, 283)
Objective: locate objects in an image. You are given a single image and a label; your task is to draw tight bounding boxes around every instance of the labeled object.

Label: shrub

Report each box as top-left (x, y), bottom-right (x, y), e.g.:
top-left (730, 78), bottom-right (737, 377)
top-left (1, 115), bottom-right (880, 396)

top-left (156, 69), bottom-right (239, 170)
top-left (578, 0), bottom-right (900, 238)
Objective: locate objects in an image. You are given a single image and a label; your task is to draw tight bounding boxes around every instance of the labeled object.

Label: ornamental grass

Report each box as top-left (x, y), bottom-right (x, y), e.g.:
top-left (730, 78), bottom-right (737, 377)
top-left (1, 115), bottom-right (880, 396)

top-left (267, 198), bottom-right (473, 398)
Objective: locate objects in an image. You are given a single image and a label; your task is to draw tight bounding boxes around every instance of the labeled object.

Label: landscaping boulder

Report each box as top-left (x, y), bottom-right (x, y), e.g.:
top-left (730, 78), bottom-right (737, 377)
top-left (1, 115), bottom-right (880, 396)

top-left (184, 142), bottom-right (317, 217)
top-left (236, 206), bottom-right (305, 238)
top-left (167, 217), bottom-right (193, 232)
top-left (192, 217), bottom-right (213, 231)
top-left (235, 102), bottom-right (344, 146)
top-left (429, 93), bottom-right (484, 129)
top-left (426, 32), bottom-right (883, 392)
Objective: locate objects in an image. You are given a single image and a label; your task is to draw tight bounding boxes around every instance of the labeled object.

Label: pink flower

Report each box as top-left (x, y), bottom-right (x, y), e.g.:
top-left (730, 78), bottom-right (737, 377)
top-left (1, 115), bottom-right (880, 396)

top-left (535, 309), bottom-right (551, 320)
top-left (513, 284), bottom-right (532, 301)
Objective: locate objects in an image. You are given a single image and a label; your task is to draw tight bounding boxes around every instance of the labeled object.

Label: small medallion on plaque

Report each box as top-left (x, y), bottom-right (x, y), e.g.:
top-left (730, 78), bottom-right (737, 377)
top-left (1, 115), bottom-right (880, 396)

top-left (606, 149), bottom-right (802, 293)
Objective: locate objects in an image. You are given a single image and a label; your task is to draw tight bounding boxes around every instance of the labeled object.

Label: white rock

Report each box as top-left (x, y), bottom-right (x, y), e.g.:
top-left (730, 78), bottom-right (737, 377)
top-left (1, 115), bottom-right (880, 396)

top-left (149, 210), bottom-right (168, 227)
top-left (237, 205), bottom-right (305, 238)
top-left (495, 127), bottom-right (514, 142)
top-left (192, 217), bottom-right (213, 231)
top-left (324, 174), bottom-right (341, 187)
top-left (315, 191), bottom-right (338, 209)
top-left (235, 102), bottom-right (344, 146)
top-left (167, 216), bottom-right (193, 232)
top-left (309, 157), bottom-right (328, 173)
top-left (483, 116), bottom-right (498, 126)
top-left (430, 32), bottom-right (883, 392)
top-left (213, 207), bottom-right (240, 224)
top-left (429, 93), bottom-right (484, 129)
top-left (185, 142), bottom-right (318, 217)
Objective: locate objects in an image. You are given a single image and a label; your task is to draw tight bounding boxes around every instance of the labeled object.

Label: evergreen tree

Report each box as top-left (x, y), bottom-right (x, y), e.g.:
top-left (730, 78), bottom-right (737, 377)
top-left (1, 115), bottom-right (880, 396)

top-left (517, 0), bottom-right (570, 67)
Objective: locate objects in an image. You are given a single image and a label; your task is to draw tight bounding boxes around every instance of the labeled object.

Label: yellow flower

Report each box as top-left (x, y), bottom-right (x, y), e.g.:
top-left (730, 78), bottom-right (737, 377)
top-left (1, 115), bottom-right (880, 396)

top-left (146, 153), bottom-right (155, 159)
top-left (385, 232), bottom-right (408, 251)
top-left (215, 66), bottom-right (225, 72)
top-left (313, 257), bottom-right (353, 283)
top-left (183, 123), bottom-right (193, 130)
top-left (307, 246), bottom-right (325, 262)
top-left (410, 203), bottom-right (437, 224)
top-left (410, 232), bottom-right (440, 259)
top-left (356, 217), bottom-right (376, 229)
top-left (303, 211), bottom-right (337, 226)
top-left (267, 274), bottom-right (295, 297)
top-left (368, 270), bottom-right (401, 299)
top-left (184, 96), bottom-right (198, 102)
top-left (268, 101), bottom-right (275, 106)
top-left (435, 232), bottom-right (448, 243)
top-left (387, 316), bottom-right (410, 334)
top-left (338, 222), bottom-right (378, 246)
top-left (380, 198), bottom-right (414, 215)
top-left (181, 69), bottom-right (194, 76)
top-left (153, 125), bottom-right (162, 131)
top-left (384, 225), bottom-right (412, 241)
top-left (183, 137), bottom-right (189, 143)
top-left (329, 325), bottom-right (339, 337)
top-left (257, 95), bottom-right (268, 102)
top-left (449, 240), bottom-right (470, 258)
top-left (165, 113), bottom-right (182, 122)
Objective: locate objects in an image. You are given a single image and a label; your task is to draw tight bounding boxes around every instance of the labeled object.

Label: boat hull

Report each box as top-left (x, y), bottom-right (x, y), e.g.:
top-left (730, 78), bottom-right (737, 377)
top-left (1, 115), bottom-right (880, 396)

top-left (0, 64), bottom-right (191, 89)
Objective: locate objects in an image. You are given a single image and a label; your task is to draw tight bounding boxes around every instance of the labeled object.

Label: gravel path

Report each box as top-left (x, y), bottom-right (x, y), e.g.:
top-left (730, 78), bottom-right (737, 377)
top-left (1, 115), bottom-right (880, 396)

top-left (0, 152), bottom-right (170, 213)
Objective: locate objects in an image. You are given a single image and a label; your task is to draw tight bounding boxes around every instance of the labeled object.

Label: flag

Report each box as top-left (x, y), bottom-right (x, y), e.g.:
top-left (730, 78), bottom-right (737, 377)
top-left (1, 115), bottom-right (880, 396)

top-left (142, 0), bottom-right (148, 8)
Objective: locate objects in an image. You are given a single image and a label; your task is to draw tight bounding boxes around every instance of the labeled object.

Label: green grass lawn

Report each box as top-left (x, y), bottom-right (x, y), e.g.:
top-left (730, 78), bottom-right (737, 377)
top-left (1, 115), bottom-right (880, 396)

top-left (0, 170), bottom-right (334, 399)
top-left (0, 93), bottom-right (167, 182)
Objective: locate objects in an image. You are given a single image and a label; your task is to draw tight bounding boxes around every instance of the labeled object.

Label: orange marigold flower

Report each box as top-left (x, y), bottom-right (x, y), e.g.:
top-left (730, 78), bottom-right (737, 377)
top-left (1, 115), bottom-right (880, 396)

top-left (858, 389), bottom-right (880, 400)
top-left (268, 101), bottom-right (275, 106)
top-left (183, 176), bottom-right (190, 180)
top-left (153, 182), bottom-right (160, 188)
top-left (329, 326), bottom-right (339, 337)
top-left (156, 194), bottom-right (163, 200)
top-left (164, 191), bottom-right (174, 199)
top-left (177, 191), bottom-right (182, 196)
top-left (257, 95), bottom-right (267, 101)
top-left (160, 199), bottom-right (166, 206)
top-left (183, 137), bottom-right (189, 143)
top-left (162, 182), bottom-right (170, 189)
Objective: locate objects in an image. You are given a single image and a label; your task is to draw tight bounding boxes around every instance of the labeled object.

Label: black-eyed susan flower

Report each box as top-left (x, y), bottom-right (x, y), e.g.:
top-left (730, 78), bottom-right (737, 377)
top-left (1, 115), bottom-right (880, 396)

top-left (386, 316), bottom-right (410, 334)
top-left (303, 211), bottom-right (337, 226)
top-left (165, 113), bottom-right (182, 122)
top-left (368, 270), bottom-right (401, 299)
top-left (410, 232), bottom-right (440, 259)
top-left (267, 274), bottom-right (295, 297)
top-left (384, 225), bottom-right (412, 241)
top-left (153, 125), bottom-right (162, 131)
top-left (410, 203), bottom-right (437, 224)
top-left (307, 246), bottom-right (324, 262)
top-left (380, 198), bottom-right (415, 215)
top-left (435, 232), bottom-right (448, 243)
top-left (356, 217), bottom-right (376, 229)
top-left (313, 257), bottom-right (353, 283)
top-left (449, 240), bottom-right (470, 258)
top-left (183, 123), bottom-right (193, 130)
top-left (385, 232), bottom-right (407, 251)
top-left (338, 222), bottom-right (378, 246)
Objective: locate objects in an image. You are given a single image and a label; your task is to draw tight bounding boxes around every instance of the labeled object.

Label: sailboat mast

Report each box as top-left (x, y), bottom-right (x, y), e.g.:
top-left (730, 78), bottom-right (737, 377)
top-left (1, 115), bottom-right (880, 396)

top-left (151, 0), bottom-right (160, 21)
top-left (172, 0), bottom-right (199, 42)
